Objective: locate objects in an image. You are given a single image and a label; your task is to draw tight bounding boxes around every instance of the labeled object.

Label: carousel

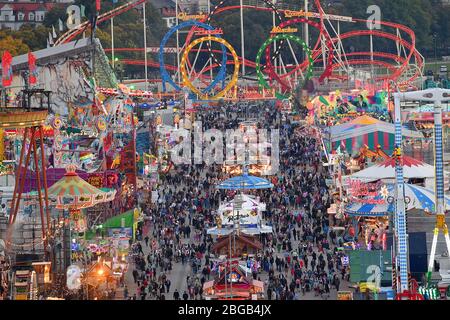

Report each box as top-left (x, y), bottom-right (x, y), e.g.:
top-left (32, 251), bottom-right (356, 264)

top-left (207, 194), bottom-right (272, 236)
top-left (47, 164), bottom-right (116, 233)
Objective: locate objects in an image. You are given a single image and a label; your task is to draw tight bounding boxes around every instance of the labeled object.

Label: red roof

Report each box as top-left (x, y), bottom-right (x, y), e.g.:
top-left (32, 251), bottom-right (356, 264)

top-left (160, 7), bottom-right (176, 17)
top-left (0, 2), bottom-right (56, 20)
top-left (380, 155), bottom-right (425, 168)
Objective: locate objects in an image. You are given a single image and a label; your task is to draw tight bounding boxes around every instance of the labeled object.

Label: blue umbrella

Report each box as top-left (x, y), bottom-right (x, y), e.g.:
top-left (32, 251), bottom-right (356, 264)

top-left (216, 173), bottom-right (273, 190)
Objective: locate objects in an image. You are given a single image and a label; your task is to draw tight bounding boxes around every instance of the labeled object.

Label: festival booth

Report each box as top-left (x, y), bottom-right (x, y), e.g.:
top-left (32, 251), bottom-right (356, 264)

top-left (82, 258), bottom-right (118, 300)
top-left (202, 264), bottom-right (264, 300)
top-left (97, 208), bottom-right (139, 241)
top-left (211, 234), bottom-right (263, 257)
top-left (343, 179), bottom-right (450, 250)
top-left (324, 115), bottom-right (423, 156)
top-left (345, 155), bottom-right (448, 190)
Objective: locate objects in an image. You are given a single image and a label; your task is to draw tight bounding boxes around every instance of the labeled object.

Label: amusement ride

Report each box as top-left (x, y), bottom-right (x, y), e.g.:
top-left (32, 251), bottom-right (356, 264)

top-left (0, 0), bottom-right (448, 301)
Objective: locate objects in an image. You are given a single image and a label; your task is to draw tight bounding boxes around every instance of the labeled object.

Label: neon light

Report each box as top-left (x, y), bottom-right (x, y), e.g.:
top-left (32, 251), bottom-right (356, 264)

top-left (270, 26), bottom-right (298, 33)
top-left (177, 13), bottom-right (207, 21)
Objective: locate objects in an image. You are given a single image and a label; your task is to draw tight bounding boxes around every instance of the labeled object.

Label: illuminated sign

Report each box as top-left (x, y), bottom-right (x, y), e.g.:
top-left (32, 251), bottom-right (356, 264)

top-left (346, 179), bottom-right (386, 204)
top-left (270, 26), bottom-right (298, 33)
top-left (284, 10), bottom-right (313, 18)
top-left (177, 12), bottom-right (207, 21)
top-left (284, 10), bottom-right (354, 22)
top-left (194, 28), bottom-right (224, 35)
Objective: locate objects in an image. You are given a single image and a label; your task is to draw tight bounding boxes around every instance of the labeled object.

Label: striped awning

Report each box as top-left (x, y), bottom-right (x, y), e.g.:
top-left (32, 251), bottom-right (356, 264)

top-left (48, 165), bottom-right (116, 210)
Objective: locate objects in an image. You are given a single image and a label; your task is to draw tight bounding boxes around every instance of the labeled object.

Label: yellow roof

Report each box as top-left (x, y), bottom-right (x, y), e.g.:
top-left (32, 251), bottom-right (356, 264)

top-left (349, 115), bottom-right (381, 126)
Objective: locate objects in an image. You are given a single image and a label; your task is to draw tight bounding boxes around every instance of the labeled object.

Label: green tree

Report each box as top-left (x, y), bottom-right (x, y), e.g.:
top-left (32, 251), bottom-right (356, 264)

top-left (44, 5), bottom-right (68, 29)
top-left (13, 25), bottom-right (50, 51)
top-left (0, 36), bottom-right (30, 57)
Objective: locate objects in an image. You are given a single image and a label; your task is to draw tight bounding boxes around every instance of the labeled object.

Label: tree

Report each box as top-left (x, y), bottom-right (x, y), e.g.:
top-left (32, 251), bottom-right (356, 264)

top-left (0, 36), bottom-right (29, 57)
top-left (44, 5), bottom-right (68, 29)
top-left (13, 25), bottom-right (50, 51)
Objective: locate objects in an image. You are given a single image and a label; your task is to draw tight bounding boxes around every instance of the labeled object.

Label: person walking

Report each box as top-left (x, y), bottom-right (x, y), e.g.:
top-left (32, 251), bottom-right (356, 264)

top-left (182, 291), bottom-right (189, 300)
top-left (145, 235), bottom-right (150, 247)
top-left (132, 269), bottom-right (139, 284)
top-left (173, 289), bottom-right (180, 300)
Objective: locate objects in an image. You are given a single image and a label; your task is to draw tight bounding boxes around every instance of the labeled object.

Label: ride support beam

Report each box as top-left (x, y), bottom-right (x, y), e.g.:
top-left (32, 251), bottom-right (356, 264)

top-left (39, 126), bottom-right (50, 231)
top-left (11, 127), bottom-right (34, 225)
top-left (31, 130), bottom-right (47, 247)
top-left (9, 127), bottom-right (29, 225)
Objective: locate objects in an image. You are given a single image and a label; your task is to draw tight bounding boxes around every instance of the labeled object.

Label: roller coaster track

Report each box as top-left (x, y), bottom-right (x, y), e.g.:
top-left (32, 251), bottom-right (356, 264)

top-left (55, 0), bottom-right (146, 45)
top-left (55, 0), bottom-right (423, 87)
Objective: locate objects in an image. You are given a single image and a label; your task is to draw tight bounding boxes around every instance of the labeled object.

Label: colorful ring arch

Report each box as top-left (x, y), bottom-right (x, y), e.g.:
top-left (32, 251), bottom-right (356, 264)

top-left (256, 34), bottom-right (313, 100)
top-left (180, 36), bottom-right (239, 100)
top-left (159, 20), bottom-right (228, 93)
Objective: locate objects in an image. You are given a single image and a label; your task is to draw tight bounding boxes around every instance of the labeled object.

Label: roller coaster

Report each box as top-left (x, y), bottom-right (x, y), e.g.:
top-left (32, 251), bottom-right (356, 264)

top-left (55, 0), bottom-right (424, 97)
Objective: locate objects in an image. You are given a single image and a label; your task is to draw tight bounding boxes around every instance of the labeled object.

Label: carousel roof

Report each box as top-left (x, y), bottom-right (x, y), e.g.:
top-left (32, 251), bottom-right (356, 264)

top-left (345, 183), bottom-right (450, 216)
top-left (211, 234), bottom-right (263, 252)
top-left (217, 173), bottom-right (273, 190)
top-left (48, 165), bottom-right (116, 209)
top-left (348, 155), bottom-right (437, 180)
top-left (326, 116), bottom-right (423, 141)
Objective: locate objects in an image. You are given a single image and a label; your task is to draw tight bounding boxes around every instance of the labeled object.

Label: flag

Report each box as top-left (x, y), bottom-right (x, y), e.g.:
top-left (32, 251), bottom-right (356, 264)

top-left (1, 51), bottom-right (13, 87)
top-left (96, 0), bottom-right (101, 11)
top-left (52, 25), bottom-right (57, 38)
top-left (58, 19), bottom-right (64, 31)
top-left (28, 52), bottom-right (37, 85)
top-left (48, 33), bottom-right (54, 46)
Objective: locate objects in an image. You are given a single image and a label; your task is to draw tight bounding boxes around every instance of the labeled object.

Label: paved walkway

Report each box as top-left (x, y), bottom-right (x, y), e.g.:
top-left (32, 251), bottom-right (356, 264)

top-left (117, 217), bottom-right (352, 300)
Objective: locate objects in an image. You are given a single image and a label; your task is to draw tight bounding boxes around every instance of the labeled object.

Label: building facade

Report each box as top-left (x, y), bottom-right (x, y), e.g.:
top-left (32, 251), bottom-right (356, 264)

top-left (0, 1), bottom-right (72, 30)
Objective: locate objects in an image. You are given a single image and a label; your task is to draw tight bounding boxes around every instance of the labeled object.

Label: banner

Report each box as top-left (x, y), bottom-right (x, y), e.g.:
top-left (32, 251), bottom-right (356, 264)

top-left (1, 51), bottom-right (13, 87)
top-left (28, 52), bottom-right (37, 84)
top-left (120, 141), bottom-right (136, 187)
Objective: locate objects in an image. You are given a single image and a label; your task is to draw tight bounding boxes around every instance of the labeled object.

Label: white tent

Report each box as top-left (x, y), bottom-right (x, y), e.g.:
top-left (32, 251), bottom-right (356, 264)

top-left (346, 155), bottom-right (437, 181)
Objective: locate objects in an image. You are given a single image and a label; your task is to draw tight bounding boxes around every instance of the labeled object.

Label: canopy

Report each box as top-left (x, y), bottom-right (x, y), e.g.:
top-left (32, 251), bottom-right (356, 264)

top-left (217, 173), bottom-right (273, 190)
top-left (325, 115), bottom-right (423, 155)
top-left (345, 197), bottom-right (393, 217)
top-left (345, 183), bottom-right (450, 216)
top-left (48, 165), bottom-right (116, 210)
top-left (348, 156), bottom-right (437, 180)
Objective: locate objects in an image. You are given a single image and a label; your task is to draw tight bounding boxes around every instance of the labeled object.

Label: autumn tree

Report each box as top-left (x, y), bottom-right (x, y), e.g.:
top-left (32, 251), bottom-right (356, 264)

top-left (0, 35), bottom-right (30, 57)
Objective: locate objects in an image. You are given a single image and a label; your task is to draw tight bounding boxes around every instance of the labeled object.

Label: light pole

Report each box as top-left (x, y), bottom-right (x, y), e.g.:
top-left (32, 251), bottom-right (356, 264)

top-left (239, 0), bottom-right (246, 81)
top-left (111, 2), bottom-right (115, 69)
top-left (143, 2), bottom-right (149, 91)
top-left (433, 33), bottom-right (438, 75)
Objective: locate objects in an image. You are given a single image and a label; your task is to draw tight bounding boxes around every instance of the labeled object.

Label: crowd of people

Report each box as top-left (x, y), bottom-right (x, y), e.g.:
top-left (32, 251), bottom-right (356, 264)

top-left (125, 102), bottom-right (351, 300)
